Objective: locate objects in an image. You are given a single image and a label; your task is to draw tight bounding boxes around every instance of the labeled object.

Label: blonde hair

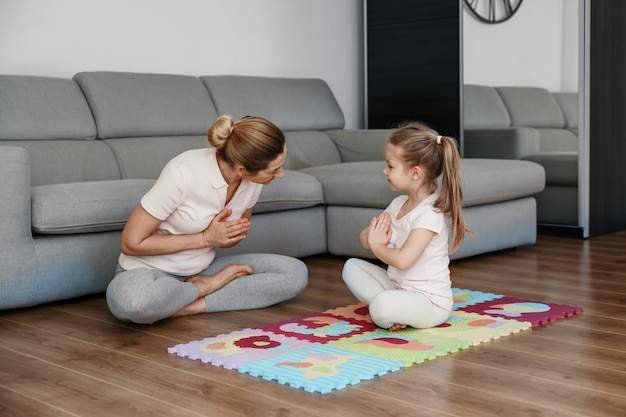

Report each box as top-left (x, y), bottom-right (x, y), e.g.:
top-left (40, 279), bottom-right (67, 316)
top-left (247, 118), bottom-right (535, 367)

top-left (387, 121), bottom-right (468, 252)
top-left (207, 115), bottom-right (285, 173)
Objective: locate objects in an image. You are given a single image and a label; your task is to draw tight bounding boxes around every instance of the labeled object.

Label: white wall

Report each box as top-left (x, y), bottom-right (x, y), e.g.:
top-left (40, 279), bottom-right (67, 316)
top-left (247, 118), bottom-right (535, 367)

top-left (0, 0), bottom-right (364, 128)
top-left (463, 0), bottom-right (579, 92)
top-left (0, 0), bottom-right (580, 131)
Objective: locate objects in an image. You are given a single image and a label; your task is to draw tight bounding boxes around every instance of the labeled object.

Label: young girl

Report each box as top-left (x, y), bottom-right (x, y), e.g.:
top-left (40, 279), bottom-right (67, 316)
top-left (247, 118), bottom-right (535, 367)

top-left (342, 121), bottom-right (467, 331)
top-left (106, 115), bottom-right (307, 324)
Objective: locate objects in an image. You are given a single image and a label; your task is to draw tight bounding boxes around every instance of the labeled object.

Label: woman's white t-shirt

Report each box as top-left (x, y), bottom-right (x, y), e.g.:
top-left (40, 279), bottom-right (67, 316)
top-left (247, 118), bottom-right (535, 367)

top-left (385, 193), bottom-right (453, 311)
top-left (118, 148), bottom-right (262, 276)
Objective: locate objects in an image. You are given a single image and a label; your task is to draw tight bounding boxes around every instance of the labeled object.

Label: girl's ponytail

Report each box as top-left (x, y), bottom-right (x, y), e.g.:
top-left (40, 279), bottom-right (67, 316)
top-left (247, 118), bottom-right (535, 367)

top-left (434, 136), bottom-right (467, 253)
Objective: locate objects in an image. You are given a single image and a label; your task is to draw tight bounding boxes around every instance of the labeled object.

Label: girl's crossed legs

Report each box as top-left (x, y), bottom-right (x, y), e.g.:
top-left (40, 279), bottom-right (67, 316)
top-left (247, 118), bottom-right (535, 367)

top-left (342, 258), bottom-right (449, 330)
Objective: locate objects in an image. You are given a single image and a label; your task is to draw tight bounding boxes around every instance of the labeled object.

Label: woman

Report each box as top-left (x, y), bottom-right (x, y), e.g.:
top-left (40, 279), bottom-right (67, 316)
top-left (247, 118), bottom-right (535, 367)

top-left (106, 115), bottom-right (307, 324)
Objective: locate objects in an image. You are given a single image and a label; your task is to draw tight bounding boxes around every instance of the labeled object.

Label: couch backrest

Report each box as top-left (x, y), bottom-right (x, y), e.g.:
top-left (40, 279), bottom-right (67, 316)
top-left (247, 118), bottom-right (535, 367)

top-left (464, 84), bottom-right (578, 153)
top-left (495, 87), bottom-right (577, 152)
top-left (201, 75), bottom-right (345, 131)
top-left (553, 92), bottom-right (578, 131)
top-left (74, 72), bottom-right (218, 139)
top-left (494, 87), bottom-right (566, 129)
top-left (0, 75), bottom-right (121, 186)
top-left (463, 85), bottom-right (511, 129)
top-left (1, 72), bottom-right (348, 183)
top-left (74, 72), bottom-right (219, 179)
top-left (202, 75), bottom-right (345, 170)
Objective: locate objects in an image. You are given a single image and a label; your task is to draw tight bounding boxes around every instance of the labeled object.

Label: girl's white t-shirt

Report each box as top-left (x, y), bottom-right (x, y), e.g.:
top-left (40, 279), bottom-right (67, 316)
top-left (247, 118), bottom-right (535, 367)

top-left (118, 148), bottom-right (262, 276)
top-left (385, 193), bottom-right (453, 311)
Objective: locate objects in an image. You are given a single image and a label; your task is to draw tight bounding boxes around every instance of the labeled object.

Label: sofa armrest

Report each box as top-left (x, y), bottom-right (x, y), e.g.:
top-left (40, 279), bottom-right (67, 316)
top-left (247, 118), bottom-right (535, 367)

top-left (324, 129), bottom-right (390, 162)
top-left (0, 146), bottom-right (39, 309)
top-left (0, 146), bottom-right (33, 238)
top-left (464, 127), bottom-right (540, 160)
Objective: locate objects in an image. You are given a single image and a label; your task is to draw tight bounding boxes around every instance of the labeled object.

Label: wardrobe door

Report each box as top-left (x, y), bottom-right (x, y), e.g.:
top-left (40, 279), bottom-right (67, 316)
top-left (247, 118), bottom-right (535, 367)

top-left (366, 0), bottom-right (462, 141)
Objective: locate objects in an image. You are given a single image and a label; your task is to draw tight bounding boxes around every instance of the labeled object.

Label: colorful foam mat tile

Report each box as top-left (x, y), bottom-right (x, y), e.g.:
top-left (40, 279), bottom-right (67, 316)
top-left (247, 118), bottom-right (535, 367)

top-left (324, 303), bottom-right (371, 322)
top-left (256, 312), bottom-right (378, 344)
top-left (237, 343), bottom-right (403, 394)
top-left (459, 296), bottom-right (584, 327)
top-left (419, 310), bottom-right (532, 345)
top-left (452, 288), bottom-right (504, 309)
top-left (167, 328), bottom-right (314, 369)
top-left (327, 328), bottom-right (473, 367)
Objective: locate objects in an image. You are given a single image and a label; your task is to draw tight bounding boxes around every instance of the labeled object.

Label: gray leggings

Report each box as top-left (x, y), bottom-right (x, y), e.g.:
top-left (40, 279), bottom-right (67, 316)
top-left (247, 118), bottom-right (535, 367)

top-left (106, 253), bottom-right (308, 324)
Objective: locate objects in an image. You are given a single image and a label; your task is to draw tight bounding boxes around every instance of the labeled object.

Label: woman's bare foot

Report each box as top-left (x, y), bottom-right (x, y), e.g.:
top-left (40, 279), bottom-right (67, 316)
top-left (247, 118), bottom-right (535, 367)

top-left (171, 265), bottom-right (252, 318)
top-left (186, 264), bottom-right (253, 297)
top-left (388, 323), bottom-right (408, 332)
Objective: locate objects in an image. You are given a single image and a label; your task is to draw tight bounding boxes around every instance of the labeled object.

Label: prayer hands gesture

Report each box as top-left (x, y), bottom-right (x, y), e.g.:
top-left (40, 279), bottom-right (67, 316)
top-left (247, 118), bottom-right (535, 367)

top-left (367, 212), bottom-right (392, 248)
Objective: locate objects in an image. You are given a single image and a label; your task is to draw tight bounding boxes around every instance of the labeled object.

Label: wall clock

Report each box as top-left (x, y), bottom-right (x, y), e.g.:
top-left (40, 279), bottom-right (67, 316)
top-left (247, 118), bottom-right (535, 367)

top-left (463, 0), bottom-right (524, 24)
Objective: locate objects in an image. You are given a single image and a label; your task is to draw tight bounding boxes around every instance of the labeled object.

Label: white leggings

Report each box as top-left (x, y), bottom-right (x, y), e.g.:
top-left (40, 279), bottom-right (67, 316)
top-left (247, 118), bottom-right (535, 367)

top-left (342, 258), bottom-right (450, 329)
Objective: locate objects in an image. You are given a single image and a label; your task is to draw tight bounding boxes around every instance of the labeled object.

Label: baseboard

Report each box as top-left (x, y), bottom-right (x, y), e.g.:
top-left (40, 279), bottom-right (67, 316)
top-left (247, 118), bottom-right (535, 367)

top-left (537, 224), bottom-right (585, 238)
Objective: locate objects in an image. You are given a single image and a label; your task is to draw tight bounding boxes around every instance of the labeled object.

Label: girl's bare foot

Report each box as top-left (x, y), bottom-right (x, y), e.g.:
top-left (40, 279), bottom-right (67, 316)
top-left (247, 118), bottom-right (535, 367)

top-left (388, 323), bottom-right (407, 332)
top-left (186, 264), bottom-right (253, 297)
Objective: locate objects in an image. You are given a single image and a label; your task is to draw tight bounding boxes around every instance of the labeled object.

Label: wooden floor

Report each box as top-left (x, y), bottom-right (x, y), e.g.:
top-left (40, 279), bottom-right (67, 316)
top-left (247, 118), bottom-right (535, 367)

top-left (1, 230), bottom-right (625, 417)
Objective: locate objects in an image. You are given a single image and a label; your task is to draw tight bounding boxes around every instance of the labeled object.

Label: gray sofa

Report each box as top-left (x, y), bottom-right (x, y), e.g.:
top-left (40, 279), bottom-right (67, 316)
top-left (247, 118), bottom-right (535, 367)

top-left (0, 72), bottom-right (545, 310)
top-left (463, 85), bottom-right (578, 226)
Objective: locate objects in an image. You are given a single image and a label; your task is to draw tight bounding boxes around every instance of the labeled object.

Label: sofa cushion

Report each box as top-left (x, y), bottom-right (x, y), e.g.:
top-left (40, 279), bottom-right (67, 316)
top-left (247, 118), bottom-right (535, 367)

top-left (460, 159), bottom-right (545, 206)
top-left (464, 85), bottom-right (511, 129)
top-left (74, 72), bottom-right (218, 139)
top-left (201, 75), bottom-right (345, 131)
top-left (253, 171), bottom-right (324, 214)
top-left (553, 92), bottom-right (578, 130)
top-left (1, 140), bottom-right (121, 186)
top-left (283, 131), bottom-right (342, 170)
top-left (537, 128), bottom-right (578, 152)
top-left (31, 179), bottom-right (155, 234)
top-left (301, 161), bottom-right (398, 209)
top-left (522, 151), bottom-right (578, 186)
top-left (495, 87), bottom-right (566, 128)
top-left (302, 159), bottom-right (545, 209)
top-left (0, 75), bottom-right (96, 140)
top-left (103, 136), bottom-right (209, 179)
top-left (325, 129), bottom-right (388, 162)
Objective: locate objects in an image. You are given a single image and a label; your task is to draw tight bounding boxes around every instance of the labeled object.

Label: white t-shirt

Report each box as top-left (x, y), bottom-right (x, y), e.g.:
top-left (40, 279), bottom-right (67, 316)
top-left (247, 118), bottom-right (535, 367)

top-left (118, 148), bottom-right (263, 276)
top-left (385, 193), bottom-right (452, 311)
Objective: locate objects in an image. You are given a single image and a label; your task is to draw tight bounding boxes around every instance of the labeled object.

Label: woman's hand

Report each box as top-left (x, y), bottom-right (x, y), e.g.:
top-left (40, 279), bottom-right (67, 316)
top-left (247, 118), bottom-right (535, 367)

top-left (200, 208), bottom-right (250, 248)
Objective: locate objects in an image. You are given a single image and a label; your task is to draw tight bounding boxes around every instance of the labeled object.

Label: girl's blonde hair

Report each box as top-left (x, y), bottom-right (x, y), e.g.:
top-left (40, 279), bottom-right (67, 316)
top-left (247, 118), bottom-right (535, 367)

top-left (388, 121), bottom-right (468, 252)
top-left (207, 115), bottom-right (285, 173)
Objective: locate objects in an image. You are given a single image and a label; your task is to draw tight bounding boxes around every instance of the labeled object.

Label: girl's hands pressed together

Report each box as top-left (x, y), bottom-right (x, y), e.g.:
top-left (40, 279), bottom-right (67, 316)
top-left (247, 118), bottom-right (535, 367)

top-left (367, 212), bottom-right (392, 248)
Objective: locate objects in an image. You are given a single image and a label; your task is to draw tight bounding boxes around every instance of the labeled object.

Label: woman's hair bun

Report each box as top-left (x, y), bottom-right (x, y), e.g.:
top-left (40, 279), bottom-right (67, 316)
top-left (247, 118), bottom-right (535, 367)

top-left (207, 115), bottom-right (235, 149)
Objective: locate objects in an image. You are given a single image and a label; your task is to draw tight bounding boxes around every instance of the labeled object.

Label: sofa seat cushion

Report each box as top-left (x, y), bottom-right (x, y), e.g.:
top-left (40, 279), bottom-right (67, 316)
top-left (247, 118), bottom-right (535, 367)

top-left (253, 170), bottom-right (324, 214)
top-left (461, 159), bottom-right (545, 206)
top-left (522, 151), bottom-right (578, 186)
top-left (31, 179), bottom-right (154, 234)
top-left (302, 159), bottom-right (545, 209)
top-left (301, 161), bottom-right (398, 209)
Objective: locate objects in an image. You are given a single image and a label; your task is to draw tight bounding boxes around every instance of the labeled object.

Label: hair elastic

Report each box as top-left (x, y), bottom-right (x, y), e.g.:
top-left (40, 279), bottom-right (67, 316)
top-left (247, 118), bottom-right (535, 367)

top-left (436, 135), bottom-right (442, 145)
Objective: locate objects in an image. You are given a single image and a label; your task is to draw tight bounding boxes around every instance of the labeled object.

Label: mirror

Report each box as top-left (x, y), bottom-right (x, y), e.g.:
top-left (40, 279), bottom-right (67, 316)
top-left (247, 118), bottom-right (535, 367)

top-left (462, 0), bottom-right (583, 234)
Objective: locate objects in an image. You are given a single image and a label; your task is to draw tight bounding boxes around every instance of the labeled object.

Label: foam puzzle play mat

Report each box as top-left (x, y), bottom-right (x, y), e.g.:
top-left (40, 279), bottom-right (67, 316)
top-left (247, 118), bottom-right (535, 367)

top-left (168, 288), bottom-right (583, 394)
